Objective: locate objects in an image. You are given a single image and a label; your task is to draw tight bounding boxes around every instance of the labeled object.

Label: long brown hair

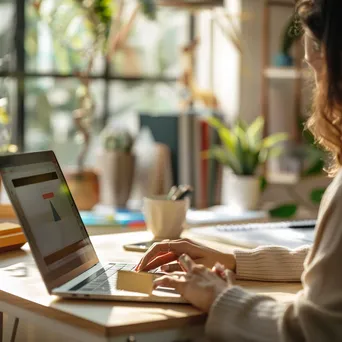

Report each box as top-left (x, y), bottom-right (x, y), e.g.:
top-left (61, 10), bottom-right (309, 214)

top-left (297, 0), bottom-right (342, 175)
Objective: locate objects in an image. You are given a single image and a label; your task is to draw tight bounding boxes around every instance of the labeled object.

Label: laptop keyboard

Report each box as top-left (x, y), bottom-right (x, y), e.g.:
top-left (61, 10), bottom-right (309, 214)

top-left (70, 263), bottom-right (159, 294)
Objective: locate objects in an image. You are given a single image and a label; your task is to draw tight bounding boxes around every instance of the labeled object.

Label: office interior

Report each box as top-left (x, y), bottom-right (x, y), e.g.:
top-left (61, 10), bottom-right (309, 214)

top-left (0, 0), bottom-right (329, 341)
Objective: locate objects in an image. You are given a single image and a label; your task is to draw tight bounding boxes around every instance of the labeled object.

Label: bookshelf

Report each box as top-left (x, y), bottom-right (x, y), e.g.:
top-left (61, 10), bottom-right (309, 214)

top-left (261, 0), bottom-right (303, 140)
top-left (264, 67), bottom-right (308, 80)
top-left (261, 0), bottom-right (305, 180)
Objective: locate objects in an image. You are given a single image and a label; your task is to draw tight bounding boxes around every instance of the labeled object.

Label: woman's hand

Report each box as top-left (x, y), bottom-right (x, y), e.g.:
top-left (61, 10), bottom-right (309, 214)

top-left (153, 254), bottom-right (234, 312)
top-left (135, 238), bottom-right (236, 272)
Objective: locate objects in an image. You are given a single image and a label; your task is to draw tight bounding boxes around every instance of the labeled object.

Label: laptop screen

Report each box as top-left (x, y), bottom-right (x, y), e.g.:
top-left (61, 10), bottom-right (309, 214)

top-left (0, 151), bottom-right (98, 291)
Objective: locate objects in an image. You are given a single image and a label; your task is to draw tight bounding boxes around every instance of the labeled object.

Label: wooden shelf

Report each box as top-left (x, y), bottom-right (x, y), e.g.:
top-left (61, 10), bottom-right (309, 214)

top-left (0, 204), bottom-right (17, 219)
top-left (157, 0), bottom-right (223, 8)
top-left (264, 67), bottom-right (308, 80)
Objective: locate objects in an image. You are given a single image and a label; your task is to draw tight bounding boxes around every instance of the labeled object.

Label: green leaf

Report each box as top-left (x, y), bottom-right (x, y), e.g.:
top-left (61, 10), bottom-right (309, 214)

top-left (310, 188), bottom-right (325, 204)
top-left (206, 116), bottom-right (226, 130)
top-left (205, 146), bottom-right (242, 174)
top-left (269, 204), bottom-right (298, 218)
top-left (234, 126), bottom-right (248, 149)
top-left (267, 146), bottom-right (285, 159)
top-left (302, 159), bottom-right (325, 177)
top-left (206, 116), bottom-right (236, 152)
top-left (260, 176), bottom-right (268, 192)
top-left (247, 116), bottom-right (264, 148)
top-left (258, 148), bottom-right (269, 164)
top-left (235, 135), bottom-right (246, 173)
top-left (218, 128), bottom-right (236, 152)
top-left (262, 133), bottom-right (288, 149)
top-left (236, 118), bottom-right (248, 132)
top-left (245, 150), bottom-right (260, 175)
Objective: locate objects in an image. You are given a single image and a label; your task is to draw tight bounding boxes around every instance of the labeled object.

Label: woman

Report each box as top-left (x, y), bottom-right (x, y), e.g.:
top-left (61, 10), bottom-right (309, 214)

top-left (136, 1), bottom-right (342, 340)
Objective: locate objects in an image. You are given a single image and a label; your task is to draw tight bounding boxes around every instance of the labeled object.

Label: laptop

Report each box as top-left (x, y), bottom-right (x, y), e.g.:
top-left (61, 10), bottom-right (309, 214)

top-left (0, 151), bottom-right (184, 303)
top-left (189, 220), bottom-right (316, 249)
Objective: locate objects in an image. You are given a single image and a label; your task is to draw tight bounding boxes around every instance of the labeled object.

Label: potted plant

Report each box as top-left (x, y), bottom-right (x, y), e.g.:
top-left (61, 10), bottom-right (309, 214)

top-left (98, 129), bottom-right (135, 208)
top-left (204, 116), bottom-right (288, 210)
top-left (33, 0), bottom-right (156, 211)
top-left (274, 14), bottom-right (302, 67)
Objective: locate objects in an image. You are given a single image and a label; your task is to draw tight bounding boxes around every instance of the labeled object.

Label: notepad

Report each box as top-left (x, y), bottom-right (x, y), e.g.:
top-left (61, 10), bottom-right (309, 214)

top-left (186, 207), bottom-right (268, 226)
top-left (189, 220), bottom-right (316, 249)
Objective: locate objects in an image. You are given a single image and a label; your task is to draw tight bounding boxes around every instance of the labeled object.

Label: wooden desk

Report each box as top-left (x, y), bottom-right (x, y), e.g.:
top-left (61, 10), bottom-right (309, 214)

top-left (0, 230), bottom-right (302, 342)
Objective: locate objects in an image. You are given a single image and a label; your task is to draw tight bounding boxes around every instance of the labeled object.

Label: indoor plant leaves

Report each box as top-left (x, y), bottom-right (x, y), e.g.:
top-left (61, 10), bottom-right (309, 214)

top-left (310, 188), bottom-right (325, 204)
top-left (269, 204), bottom-right (298, 218)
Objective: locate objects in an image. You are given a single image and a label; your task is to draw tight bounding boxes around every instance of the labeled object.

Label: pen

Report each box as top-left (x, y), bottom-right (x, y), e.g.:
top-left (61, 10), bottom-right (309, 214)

top-left (171, 185), bottom-right (193, 201)
top-left (167, 186), bottom-right (178, 200)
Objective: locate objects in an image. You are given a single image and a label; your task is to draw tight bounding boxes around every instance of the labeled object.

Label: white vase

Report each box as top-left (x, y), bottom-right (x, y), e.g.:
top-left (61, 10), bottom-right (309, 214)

top-left (221, 170), bottom-right (261, 210)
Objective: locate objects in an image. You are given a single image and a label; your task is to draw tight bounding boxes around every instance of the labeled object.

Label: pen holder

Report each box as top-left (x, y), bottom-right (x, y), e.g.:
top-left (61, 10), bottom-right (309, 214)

top-left (143, 196), bottom-right (190, 240)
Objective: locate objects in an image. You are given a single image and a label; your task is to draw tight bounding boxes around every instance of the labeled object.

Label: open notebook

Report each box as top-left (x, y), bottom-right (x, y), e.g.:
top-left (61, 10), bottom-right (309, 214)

top-left (189, 220), bottom-right (316, 249)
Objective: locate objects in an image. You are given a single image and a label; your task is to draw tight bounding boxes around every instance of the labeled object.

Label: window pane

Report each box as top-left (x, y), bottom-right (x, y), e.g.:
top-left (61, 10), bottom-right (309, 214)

top-left (0, 1), bottom-right (16, 73)
top-left (0, 77), bottom-right (17, 149)
top-left (25, 0), bottom-right (105, 75)
top-left (109, 5), bottom-right (189, 77)
top-left (108, 81), bottom-right (181, 124)
top-left (25, 77), bottom-right (105, 167)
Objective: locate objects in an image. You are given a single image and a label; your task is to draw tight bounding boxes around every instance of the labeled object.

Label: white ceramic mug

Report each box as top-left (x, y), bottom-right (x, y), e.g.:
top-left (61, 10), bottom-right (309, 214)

top-left (143, 196), bottom-right (190, 239)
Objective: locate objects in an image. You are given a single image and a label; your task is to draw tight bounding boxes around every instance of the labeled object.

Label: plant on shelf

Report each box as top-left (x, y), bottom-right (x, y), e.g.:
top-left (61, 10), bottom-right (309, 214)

top-left (204, 116), bottom-right (288, 210)
top-left (98, 129), bottom-right (136, 208)
top-left (274, 14), bottom-right (302, 67)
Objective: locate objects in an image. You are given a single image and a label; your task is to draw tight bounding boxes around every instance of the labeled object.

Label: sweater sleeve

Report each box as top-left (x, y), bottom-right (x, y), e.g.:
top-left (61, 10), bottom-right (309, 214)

top-left (234, 245), bottom-right (310, 281)
top-left (205, 171), bottom-right (342, 342)
top-left (206, 286), bottom-right (288, 342)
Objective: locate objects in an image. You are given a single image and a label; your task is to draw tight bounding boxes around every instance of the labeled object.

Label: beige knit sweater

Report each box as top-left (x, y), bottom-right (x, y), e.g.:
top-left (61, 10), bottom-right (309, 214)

top-left (206, 169), bottom-right (342, 341)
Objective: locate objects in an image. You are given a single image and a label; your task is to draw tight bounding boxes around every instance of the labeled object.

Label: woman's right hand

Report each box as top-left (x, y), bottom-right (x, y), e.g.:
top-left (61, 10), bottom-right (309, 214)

top-left (135, 238), bottom-right (236, 273)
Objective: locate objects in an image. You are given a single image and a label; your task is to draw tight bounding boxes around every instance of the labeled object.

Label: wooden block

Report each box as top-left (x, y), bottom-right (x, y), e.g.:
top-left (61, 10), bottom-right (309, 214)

top-left (0, 232), bottom-right (26, 251)
top-left (116, 271), bottom-right (157, 295)
top-left (0, 204), bottom-right (17, 219)
top-left (0, 222), bottom-right (26, 252)
top-left (0, 222), bottom-right (22, 236)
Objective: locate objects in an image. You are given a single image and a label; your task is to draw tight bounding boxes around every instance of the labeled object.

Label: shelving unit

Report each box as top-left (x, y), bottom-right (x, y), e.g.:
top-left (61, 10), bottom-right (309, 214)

top-left (264, 67), bottom-right (306, 80)
top-left (261, 0), bottom-right (303, 143)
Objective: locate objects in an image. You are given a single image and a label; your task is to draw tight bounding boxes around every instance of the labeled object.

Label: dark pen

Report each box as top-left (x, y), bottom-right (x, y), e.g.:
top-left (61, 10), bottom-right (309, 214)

top-left (173, 185), bottom-right (193, 201)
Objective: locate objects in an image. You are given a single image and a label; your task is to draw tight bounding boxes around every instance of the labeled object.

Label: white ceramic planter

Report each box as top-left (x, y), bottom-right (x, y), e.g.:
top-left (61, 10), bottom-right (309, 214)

top-left (221, 169), bottom-right (261, 210)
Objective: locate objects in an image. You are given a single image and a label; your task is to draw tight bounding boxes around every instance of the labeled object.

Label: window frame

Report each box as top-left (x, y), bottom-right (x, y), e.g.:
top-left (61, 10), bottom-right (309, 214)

top-left (6, 0), bottom-right (195, 152)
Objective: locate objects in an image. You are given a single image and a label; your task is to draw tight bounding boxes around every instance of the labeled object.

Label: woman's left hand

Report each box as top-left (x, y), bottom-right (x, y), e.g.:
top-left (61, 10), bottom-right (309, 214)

top-left (153, 255), bottom-right (234, 312)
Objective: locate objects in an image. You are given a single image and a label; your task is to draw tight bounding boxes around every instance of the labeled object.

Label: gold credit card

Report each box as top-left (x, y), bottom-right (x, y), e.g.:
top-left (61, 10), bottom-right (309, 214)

top-left (116, 270), bottom-right (158, 295)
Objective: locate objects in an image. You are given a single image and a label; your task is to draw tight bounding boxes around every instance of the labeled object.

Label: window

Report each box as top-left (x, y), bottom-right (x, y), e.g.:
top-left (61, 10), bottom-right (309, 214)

top-left (4, 0), bottom-right (192, 167)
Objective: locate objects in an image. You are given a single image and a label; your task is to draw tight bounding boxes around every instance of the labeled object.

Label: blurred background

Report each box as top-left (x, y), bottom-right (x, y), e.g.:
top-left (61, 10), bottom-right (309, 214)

top-left (0, 0), bottom-right (330, 217)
